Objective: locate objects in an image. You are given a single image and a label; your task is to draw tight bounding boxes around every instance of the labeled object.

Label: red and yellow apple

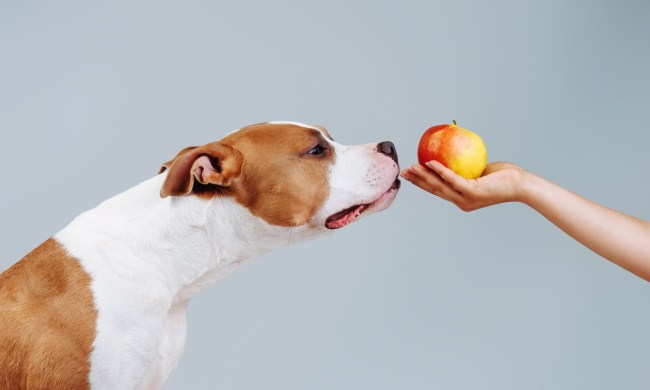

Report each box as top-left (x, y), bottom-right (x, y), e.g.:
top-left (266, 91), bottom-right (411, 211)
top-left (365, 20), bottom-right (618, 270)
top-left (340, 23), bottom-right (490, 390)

top-left (417, 121), bottom-right (487, 179)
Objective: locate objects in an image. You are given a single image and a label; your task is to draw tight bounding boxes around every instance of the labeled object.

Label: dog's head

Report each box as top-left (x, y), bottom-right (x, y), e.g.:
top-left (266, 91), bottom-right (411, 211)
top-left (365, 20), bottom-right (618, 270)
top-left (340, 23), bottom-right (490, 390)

top-left (159, 121), bottom-right (400, 234)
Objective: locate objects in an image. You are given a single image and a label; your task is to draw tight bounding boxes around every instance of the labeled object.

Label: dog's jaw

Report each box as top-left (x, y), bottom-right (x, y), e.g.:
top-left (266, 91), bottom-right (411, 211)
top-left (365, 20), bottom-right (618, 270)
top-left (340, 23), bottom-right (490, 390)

top-left (324, 178), bottom-right (401, 229)
top-left (312, 139), bottom-right (401, 229)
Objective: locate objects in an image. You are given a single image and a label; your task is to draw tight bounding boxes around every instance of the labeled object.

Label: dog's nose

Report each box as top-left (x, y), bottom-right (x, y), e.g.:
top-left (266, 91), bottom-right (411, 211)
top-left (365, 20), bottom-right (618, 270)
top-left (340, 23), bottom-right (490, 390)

top-left (377, 141), bottom-right (398, 163)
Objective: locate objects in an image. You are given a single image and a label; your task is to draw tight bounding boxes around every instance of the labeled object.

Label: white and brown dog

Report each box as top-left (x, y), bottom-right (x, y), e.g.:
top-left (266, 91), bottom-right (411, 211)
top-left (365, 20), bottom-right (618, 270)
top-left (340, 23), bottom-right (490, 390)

top-left (0, 121), bottom-right (400, 389)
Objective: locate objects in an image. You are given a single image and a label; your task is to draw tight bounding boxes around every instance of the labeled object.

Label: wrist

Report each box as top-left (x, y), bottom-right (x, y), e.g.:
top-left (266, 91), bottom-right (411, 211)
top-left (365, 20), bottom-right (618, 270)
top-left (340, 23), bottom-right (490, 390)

top-left (515, 170), bottom-right (545, 206)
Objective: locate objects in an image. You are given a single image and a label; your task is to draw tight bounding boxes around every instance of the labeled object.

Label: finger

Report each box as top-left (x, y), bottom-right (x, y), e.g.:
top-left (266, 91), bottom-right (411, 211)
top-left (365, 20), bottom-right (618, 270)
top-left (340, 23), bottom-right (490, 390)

top-left (424, 160), bottom-right (471, 193)
top-left (408, 164), bottom-right (464, 203)
top-left (405, 172), bottom-right (462, 203)
top-left (400, 168), bottom-right (420, 184)
top-left (400, 167), bottom-right (415, 179)
top-left (408, 163), bottom-right (446, 189)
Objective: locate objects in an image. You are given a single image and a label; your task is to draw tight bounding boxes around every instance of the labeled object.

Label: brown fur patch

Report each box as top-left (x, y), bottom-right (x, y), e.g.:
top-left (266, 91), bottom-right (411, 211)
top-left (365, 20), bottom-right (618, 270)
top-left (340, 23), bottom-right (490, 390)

top-left (221, 123), bottom-right (334, 227)
top-left (0, 238), bottom-right (96, 390)
top-left (159, 123), bottom-right (335, 227)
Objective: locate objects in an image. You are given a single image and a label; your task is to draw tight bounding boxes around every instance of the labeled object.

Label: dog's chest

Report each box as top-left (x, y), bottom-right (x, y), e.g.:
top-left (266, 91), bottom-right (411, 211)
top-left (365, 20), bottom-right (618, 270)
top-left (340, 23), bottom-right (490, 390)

top-left (139, 306), bottom-right (189, 389)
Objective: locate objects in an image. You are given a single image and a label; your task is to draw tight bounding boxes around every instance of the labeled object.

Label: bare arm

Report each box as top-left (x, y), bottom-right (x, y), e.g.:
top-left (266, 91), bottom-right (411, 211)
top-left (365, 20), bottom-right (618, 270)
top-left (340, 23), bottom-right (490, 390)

top-left (401, 161), bottom-right (650, 281)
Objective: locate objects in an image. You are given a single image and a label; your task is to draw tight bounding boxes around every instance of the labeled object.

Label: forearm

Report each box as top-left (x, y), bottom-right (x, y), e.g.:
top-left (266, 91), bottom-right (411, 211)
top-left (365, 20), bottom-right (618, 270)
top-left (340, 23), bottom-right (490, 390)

top-left (517, 172), bottom-right (650, 281)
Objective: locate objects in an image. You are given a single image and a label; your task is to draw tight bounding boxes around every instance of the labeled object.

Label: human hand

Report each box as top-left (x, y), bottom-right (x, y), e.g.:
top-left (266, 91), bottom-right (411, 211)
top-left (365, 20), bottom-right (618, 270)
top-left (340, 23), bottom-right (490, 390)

top-left (400, 161), bottom-right (527, 211)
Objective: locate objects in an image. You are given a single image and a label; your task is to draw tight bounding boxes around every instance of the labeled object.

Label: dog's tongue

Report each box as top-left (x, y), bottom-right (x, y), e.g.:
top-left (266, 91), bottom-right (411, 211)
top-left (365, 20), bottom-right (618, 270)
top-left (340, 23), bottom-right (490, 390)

top-left (325, 204), bottom-right (367, 229)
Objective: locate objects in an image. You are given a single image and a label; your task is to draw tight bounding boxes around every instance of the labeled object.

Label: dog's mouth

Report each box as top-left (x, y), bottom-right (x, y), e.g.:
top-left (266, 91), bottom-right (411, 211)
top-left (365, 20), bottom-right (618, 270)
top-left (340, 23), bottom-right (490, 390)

top-left (325, 178), bottom-right (401, 229)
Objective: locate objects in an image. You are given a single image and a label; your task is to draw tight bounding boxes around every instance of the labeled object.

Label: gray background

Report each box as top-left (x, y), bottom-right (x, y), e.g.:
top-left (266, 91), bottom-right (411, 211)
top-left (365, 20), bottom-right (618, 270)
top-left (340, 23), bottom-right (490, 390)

top-left (1, 0), bottom-right (648, 389)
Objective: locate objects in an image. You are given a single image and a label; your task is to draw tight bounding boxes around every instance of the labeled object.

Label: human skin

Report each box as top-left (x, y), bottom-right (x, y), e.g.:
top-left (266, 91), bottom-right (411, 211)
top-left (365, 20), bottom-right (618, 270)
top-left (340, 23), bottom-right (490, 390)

top-left (400, 160), bottom-right (650, 282)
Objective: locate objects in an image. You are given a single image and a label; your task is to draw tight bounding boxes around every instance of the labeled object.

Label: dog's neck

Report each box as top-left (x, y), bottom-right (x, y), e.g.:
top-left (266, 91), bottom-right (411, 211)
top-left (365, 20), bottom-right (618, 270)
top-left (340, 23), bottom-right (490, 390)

top-left (56, 173), bottom-right (306, 305)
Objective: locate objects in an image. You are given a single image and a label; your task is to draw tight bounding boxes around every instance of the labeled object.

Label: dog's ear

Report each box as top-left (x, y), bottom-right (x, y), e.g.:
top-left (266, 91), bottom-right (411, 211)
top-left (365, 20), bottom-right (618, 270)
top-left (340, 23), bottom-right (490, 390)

top-left (159, 146), bottom-right (198, 174)
top-left (160, 143), bottom-right (243, 198)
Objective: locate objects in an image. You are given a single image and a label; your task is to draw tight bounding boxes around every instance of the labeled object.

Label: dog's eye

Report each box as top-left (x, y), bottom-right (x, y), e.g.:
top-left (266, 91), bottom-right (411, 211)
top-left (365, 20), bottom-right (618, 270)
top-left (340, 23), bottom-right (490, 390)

top-left (307, 144), bottom-right (325, 155)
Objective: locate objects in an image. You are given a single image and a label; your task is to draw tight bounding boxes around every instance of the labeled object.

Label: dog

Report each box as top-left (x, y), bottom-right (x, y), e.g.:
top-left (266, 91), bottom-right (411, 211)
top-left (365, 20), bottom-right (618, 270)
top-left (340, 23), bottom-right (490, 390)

top-left (0, 121), bottom-right (400, 389)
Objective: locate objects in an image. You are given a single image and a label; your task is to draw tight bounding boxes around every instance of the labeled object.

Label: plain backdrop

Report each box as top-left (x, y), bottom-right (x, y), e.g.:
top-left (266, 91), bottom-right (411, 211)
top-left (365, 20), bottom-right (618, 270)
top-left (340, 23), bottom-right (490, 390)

top-left (1, 1), bottom-right (649, 389)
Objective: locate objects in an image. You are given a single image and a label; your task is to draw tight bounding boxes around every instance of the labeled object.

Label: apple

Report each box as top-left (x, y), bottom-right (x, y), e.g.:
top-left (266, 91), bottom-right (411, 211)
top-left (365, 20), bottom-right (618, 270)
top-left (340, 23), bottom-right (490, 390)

top-left (417, 121), bottom-right (487, 179)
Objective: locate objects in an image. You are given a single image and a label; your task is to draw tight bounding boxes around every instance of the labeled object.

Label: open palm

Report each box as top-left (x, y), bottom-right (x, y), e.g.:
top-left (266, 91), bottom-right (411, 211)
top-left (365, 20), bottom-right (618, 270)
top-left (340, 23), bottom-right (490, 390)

top-left (401, 160), bottom-right (526, 211)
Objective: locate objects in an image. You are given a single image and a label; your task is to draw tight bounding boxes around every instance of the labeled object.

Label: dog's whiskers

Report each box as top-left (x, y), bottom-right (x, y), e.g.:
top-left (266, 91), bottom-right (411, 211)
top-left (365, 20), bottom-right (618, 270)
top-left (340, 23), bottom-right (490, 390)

top-left (288, 224), bottom-right (297, 245)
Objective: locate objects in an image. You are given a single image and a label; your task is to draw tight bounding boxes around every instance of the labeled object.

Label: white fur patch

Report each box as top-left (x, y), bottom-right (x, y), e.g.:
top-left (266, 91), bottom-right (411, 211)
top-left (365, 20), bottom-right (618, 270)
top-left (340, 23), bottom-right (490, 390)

top-left (55, 174), bottom-right (314, 389)
top-left (312, 141), bottom-right (400, 227)
top-left (51, 124), bottom-right (399, 388)
top-left (225, 120), bottom-right (321, 137)
top-left (266, 120), bottom-right (321, 131)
